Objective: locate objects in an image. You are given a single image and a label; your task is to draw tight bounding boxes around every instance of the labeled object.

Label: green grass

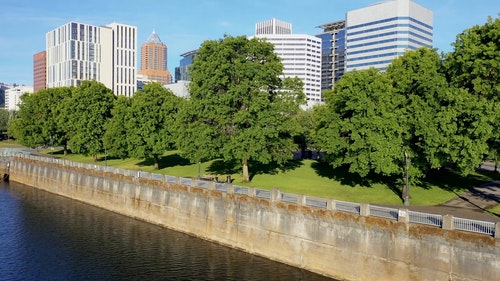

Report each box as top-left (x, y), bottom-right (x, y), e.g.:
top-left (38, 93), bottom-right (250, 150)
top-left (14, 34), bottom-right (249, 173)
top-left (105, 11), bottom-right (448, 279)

top-left (39, 148), bottom-right (500, 208)
top-left (488, 205), bottom-right (500, 216)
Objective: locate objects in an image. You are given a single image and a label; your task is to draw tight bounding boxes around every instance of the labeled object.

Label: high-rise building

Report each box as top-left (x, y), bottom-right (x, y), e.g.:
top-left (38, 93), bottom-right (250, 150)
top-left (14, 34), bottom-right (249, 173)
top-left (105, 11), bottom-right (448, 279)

top-left (46, 21), bottom-right (137, 97)
top-left (174, 49), bottom-right (197, 82)
top-left (256, 18), bottom-right (292, 35)
top-left (316, 0), bottom-right (433, 90)
top-left (345, 0), bottom-right (433, 72)
top-left (138, 30), bottom-right (172, 85)
top-left (253, 19), bottom-right (322, 107)
top-left (316, 20), bottom-right (346, 91)
top-left (33, 51), bottom-right (46, 92)
top-left (5, 86), bottom-right (33, 111)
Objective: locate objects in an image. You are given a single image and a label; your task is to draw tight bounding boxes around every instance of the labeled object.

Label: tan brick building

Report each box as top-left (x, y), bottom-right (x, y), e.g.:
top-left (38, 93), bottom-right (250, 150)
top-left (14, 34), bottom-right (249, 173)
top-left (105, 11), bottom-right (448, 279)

top-left (138, 30), bottom-right (172, 85)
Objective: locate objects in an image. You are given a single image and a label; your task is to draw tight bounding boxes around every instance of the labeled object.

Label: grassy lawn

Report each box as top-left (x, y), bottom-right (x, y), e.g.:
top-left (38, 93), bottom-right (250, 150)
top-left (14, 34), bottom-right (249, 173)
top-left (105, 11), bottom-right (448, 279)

top-left (38, 148), bottom-right (499, 208)
top-left (488, 205), bottom-right (500, 216)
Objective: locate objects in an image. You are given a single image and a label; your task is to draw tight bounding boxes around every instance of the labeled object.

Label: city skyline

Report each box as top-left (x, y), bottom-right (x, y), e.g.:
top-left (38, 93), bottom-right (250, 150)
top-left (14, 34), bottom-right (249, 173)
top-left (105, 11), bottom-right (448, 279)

top-left (1, 0), bottom-right (497, 86)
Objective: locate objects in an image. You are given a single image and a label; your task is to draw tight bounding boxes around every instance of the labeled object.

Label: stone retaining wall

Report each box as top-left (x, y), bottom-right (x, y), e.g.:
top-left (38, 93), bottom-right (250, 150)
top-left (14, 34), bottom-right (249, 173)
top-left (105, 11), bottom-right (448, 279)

top-left (8, 157), bottom-right (499, 281)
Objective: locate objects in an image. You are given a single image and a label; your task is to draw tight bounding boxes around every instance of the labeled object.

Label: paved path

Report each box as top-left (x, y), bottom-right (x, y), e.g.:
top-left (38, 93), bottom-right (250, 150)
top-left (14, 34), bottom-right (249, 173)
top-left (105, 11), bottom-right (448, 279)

top-left (403, 181), bottom-right (500, 223)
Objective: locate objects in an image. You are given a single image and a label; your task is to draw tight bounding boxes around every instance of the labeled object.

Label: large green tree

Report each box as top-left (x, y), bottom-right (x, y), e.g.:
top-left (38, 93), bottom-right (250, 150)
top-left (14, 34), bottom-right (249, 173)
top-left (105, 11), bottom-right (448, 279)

top-left (8, 87), bottom-right (72, 150)
top-left (315, 46), bottom-right (496, 181)
top-left (65, 81), bottom-right (115, 161)
top-left (125, 82), bottom-right (182, 169)
top-left (177, 35), bottom-right (305, 182)
top-left (40, 87), bottom-right (73, 154)
top-left (8, 92), bottom-right (45, 148)
top-left (0, 109), bottom-right (11, 134)
top-left (103, 95), bottom-right (131, 159)
top-left (314, 68), bottom-right (404, 177)
top-left (387, 47), bottom-right (452, 178)
top-left (444, 16), bottom-right (500, 167)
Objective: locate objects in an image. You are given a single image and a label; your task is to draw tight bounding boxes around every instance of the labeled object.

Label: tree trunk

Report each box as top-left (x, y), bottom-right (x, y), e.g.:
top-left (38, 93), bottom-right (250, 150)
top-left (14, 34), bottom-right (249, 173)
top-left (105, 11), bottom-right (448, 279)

top-left (242, 158), bottom-right (249, 182)
top-left (64, 143), bottom-right (68, 156)
top-left (154, 154), bottom-right (160, 170)
top-left (93, 154), bottom-right (97, 162)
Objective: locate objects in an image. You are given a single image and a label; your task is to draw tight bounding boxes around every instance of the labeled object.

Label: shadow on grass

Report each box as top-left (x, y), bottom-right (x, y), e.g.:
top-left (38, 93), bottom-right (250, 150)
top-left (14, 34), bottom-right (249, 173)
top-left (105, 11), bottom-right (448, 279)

top-left (311, 161), bottom-right (405, 202)
top-left (421, 168), bottom-right (500, 192)
top-left (47, 149), bottom-right (68, 156)
top-left (206, 158), bottom-right (303, 181)
top-left (312, 160), bottom-right (500, 204)
top-left (136, 153), bottom-right (191, 169)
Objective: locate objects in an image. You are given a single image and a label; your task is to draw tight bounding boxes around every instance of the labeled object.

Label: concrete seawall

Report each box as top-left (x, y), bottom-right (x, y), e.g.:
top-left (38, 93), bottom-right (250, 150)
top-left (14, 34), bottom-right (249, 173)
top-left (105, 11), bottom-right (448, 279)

top-left (8, 157), bottom-right (499, 280)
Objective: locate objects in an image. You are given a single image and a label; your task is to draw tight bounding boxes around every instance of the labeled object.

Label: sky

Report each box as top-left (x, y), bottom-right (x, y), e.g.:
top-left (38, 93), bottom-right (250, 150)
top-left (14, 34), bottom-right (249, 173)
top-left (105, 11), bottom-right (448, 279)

top-left (0, 0), bottom-right (498, 86)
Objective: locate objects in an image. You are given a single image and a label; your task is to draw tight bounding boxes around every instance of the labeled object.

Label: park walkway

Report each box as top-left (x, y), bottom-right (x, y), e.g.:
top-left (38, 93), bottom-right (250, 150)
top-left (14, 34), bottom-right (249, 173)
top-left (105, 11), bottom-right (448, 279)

top-left (404, 181), bottom-right (500, 223)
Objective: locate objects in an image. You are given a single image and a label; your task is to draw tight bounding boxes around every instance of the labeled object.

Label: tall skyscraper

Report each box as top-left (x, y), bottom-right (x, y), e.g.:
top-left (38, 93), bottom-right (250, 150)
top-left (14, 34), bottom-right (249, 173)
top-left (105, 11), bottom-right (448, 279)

top-left (316, 20), bottom-right (346, 91)
top-left (345, 0), bottom-right (433, 72)
top-left (33, 51), bottom-right (47, 92)
top-left (46, 22), bottom-right (137, 97)
top-left (253, 19), bottom-right (322, 107)
top-left (138, 30), bottom-right (172, 85)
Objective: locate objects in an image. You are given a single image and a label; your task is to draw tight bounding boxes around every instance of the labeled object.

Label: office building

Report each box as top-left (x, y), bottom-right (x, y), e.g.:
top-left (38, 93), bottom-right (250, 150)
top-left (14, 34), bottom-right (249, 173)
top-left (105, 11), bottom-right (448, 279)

top-left (345, 0), bottom-right (433, 72)
top-left (33, 51), bottom-right (46, 92)
top-left (5, 86), bottom-right (33, 111)
top-left (256, 18), bottom-right (292, 35)
top-left (46, 21), bottom-right (137, 97)
top-left (316, 20), bottom-right (346, 91)
top-left (174, 49), bottom-right (197, 82)
top-left (253, 19), bottom-right (322, 107)
top-left (138, 30), bottom-right (172, 85)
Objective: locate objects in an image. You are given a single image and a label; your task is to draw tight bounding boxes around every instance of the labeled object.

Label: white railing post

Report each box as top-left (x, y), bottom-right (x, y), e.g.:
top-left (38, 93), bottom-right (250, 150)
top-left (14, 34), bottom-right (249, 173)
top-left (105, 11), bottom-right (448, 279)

top-left (360, 203), bottom-right (370, 217)
top-left (398, 209), bottom-right (409, 223)
top-left (442, 214), bottom-right (453, 230)
top-left (327, 199), bottom-right (336, 211)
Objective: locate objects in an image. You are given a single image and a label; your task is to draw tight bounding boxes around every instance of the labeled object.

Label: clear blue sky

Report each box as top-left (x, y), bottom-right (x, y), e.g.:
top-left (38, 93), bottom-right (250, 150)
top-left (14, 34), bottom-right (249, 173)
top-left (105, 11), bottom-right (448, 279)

top-left (0, 0), bottom-right (498, 85)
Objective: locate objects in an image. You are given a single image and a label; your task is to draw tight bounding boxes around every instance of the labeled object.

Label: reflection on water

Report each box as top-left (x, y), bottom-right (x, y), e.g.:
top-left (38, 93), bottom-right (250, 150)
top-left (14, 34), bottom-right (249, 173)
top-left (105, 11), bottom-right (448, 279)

top-left (0, 181), bottom-right (334, 281)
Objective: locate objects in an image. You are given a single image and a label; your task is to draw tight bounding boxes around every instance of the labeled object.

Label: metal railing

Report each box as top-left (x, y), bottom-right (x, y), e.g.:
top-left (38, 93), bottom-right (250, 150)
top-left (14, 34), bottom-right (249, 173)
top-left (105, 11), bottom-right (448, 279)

top-left (281, 193), bottom-right (298, 204)
top-left (453, 217), bottom-right (495, 236)
top-left (370, 205), bottom-right (399, 221)
top-left (4, 151), bottom-right (498, 237)
top-left (336, 200), bottom-right (360, 214)
top-left (409, 211), bottom-right (443, 227)
top-left (306, 197), bottom-right (328, 209)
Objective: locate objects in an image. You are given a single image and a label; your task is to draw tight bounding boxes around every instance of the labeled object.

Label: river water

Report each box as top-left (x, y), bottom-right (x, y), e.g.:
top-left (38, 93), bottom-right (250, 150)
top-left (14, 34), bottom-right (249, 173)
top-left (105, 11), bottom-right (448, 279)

top-left (0, 181), bottom-right (334, 281)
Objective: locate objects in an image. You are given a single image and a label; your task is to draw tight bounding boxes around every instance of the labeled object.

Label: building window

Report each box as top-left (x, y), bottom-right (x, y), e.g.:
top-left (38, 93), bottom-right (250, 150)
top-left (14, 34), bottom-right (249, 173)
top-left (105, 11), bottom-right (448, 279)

top-left (71, 23), bottom-right (77, 40)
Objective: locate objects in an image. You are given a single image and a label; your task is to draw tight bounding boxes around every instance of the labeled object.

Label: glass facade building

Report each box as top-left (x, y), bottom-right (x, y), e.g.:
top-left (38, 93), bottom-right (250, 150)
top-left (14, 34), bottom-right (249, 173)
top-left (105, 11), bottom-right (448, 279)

top-left (175, 50), bottom-right (197, 82)
top-left (345, 0), bottom-right (433, 72)
top-left (316, 20), bottom-right (346, 91)
top-left (316, 0), bottom-right (433, 92)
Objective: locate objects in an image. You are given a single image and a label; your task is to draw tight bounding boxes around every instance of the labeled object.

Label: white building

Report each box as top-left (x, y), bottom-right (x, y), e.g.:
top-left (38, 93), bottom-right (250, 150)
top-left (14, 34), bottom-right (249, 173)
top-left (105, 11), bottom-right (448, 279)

top-left (345, 0), bottom-right (433, 72)
top-left (253, 19), bottom-right (322, 107)
top-left (5, 86), bottom-right (33, 111)
top-left (164, 80), bottom-right (190, 99)
top-left (46, 22), bottom-right (137, 97)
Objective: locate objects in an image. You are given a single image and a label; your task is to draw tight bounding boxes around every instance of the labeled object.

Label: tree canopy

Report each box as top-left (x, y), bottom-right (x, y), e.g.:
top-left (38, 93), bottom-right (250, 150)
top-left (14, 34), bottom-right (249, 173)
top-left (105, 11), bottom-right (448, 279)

top-left (65, 81), bottom-right (115, 161)
top-left (315, 42), bottom-right (499, 181)
top-left (444, 16), bottom-right (500, 164)
top-left (177, 35), bottom-right (305, 182)
top-left (315, 68), bottom-right (404, 177)
top-left (8, 87), bottom-right (72, 151)
top-left (123, 82), bottom-right (182, 169)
